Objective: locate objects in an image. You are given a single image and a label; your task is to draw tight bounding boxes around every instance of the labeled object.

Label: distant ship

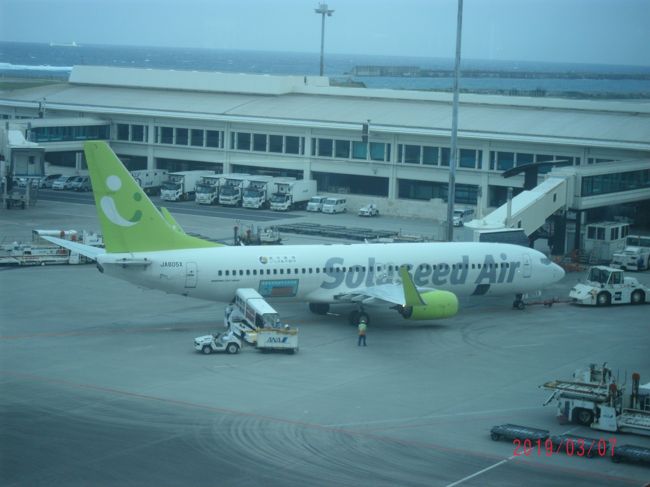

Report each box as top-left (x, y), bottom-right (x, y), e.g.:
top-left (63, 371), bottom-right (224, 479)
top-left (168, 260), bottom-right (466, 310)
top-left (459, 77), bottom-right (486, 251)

top-left (49, 41), bottom-right (79, 47)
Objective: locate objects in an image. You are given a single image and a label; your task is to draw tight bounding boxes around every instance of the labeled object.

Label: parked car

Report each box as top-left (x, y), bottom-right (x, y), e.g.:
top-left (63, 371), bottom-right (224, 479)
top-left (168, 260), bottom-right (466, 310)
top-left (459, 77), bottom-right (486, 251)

top-left (52, 175), bottom-right (77, 190)
top-left (358, 203), bottom-right (379, 217)
top-left (39, 174), bottom-right (62, 188)
top-left (306, 195), bottom-right (327, 212)
top-left (321, 197), bottom-right (347, 214)
top-left (70, 176), bottom-right (92, 192)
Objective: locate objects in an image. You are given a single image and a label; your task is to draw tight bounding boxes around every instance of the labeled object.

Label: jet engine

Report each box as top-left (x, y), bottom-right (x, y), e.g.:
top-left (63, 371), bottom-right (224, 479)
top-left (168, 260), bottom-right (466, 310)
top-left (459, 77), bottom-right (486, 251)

top-left (397, 290), bottom-right (459, 320)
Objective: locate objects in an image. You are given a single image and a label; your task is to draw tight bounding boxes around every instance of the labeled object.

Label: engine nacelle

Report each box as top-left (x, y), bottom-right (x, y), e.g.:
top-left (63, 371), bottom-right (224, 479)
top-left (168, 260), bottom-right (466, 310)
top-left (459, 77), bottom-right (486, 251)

top-left (399, 290), bottom-right (459, 320)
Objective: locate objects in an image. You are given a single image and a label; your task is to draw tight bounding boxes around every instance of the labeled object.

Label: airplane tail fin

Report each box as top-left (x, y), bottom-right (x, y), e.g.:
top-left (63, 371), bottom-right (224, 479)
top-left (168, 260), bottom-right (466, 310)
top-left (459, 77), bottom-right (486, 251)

top-left (84, 141), bottom-right (221, 253)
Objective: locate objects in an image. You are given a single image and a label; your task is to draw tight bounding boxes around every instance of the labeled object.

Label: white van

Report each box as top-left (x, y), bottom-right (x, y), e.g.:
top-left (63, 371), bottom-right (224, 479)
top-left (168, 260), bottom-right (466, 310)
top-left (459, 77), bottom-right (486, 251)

top-left (322, 197), bottom-right (347, 214)
top-left (452, 208), bottom-right (474, 226)
top-left (306, 195), bottom-right (327, 212)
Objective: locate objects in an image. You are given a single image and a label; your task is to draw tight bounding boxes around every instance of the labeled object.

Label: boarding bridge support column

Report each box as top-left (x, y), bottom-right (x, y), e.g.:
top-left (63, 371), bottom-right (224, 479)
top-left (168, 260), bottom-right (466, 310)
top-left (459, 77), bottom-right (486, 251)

top-left (75, 151), bottom-right (83, 173)
top-left (550, 213), bottom-right (567, 256)
top-left (573, 210), bottom-right (583, 254)
top-left (147, 125), bottom-right (155, 170)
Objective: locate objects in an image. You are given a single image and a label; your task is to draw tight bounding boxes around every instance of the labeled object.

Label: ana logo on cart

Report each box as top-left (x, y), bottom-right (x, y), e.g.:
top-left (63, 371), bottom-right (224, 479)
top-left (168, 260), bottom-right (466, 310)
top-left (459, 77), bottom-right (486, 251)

top-left (266, 337), bottom-right (288, 343)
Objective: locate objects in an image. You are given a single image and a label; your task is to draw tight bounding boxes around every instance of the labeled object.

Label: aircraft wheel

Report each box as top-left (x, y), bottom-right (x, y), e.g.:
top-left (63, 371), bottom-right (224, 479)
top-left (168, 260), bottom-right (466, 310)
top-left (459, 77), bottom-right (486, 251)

top-left (631, 290), bottom-right (645, 305)
top-left (575, 409), bottom-right (594, 425)
top-left (202, 346), bottom-right (212, 355)
top-left (596, 292), bottom-right (611, 306)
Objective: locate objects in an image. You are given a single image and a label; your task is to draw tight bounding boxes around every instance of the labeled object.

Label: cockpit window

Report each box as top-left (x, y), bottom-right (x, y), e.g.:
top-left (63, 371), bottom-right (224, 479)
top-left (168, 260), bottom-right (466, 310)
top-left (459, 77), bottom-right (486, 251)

top-left (540, 257), bottom-right (552, 265)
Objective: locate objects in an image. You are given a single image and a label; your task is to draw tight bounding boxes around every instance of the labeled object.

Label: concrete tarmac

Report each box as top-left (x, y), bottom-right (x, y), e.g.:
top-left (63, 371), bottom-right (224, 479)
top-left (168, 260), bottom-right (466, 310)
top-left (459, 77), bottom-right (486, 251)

top-left (1, 197), bottom-right (649, 486)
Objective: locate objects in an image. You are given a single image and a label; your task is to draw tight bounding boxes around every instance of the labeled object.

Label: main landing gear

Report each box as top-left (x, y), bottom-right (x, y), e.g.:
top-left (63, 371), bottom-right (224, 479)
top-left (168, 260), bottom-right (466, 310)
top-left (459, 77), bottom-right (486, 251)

top-left (309, 303), bottom-right (330, 315)
top-left (309, 303), bottom-right (370, 325)
top-left (512, 293), bottom-right (525, 310)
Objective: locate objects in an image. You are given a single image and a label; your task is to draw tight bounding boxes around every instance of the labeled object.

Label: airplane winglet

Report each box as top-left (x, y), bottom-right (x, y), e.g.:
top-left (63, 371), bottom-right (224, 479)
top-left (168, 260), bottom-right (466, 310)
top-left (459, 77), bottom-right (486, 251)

top-left (399, 265), bottom-right (425, 306)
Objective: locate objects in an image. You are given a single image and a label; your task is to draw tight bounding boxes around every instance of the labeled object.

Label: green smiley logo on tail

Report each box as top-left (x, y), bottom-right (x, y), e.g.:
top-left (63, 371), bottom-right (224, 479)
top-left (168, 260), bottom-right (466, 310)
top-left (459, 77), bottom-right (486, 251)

top-left (85, 141), bottom-right (222, 253)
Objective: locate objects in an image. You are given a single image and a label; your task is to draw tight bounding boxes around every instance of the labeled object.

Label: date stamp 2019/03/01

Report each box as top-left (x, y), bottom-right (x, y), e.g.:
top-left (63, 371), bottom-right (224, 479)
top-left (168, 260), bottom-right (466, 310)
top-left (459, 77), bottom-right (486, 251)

top-left (513, 437), bottom-right (616, 458)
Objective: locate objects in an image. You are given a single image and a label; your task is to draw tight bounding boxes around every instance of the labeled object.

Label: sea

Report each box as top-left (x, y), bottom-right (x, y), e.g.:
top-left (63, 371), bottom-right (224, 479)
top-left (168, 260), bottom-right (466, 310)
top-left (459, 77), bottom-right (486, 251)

top-left (1, 41), bottom-right (650, 97)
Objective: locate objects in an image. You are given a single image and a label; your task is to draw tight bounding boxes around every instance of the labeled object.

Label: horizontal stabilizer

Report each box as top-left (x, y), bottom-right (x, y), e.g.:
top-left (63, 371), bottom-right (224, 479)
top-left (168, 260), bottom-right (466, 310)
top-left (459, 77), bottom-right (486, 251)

top-left (41, 236), bottom-right (106, 260)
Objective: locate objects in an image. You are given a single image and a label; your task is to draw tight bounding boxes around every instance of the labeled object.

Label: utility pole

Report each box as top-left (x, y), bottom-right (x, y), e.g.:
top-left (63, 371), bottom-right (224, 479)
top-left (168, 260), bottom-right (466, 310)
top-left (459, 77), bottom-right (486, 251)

top-left (315, 3), bottom-right (334, 76)
top-left (445, 0), bottom-right (463, 242)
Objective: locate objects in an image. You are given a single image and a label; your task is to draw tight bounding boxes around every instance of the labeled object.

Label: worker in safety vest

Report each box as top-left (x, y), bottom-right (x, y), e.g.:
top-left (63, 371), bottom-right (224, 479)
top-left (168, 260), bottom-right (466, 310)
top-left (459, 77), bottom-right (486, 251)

top-left (357, 317), bottom-right (367, 346)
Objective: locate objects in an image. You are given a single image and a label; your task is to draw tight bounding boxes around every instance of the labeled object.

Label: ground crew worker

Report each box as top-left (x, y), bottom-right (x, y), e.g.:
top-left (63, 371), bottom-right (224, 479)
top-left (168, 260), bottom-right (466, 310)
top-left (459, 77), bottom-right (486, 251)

top-left (357, 318), bottom-right (367, 346)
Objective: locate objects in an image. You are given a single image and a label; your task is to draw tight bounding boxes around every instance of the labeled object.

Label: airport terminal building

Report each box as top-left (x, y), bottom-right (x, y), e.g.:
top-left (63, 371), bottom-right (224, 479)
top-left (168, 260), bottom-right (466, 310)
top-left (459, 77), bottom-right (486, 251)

top-left (1, 65), bottom-right (649, 224)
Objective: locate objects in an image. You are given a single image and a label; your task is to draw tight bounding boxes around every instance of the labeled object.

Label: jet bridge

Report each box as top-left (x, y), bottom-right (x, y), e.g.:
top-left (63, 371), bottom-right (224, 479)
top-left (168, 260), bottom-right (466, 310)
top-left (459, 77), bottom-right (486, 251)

top-left (467, 177), bottom-right (568, 237)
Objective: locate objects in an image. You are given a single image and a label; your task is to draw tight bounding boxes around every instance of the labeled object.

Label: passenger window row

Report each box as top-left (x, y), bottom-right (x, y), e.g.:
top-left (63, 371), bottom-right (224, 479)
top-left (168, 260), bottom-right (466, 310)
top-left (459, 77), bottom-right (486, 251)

top-left (216, 261), bottom-right (516, 277)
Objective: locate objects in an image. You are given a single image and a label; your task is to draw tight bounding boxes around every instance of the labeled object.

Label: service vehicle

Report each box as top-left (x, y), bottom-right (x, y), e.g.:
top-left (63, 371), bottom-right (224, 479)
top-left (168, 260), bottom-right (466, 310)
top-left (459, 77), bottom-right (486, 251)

top-left (223, 289), bottom-right (298, 353)
top-left (306, 195), bottom-right (327, 212)
top-left (130, 169), bottom-right (168, 195)
top-left (569, 266), bottom-right (649, 306)
top-left (321, 197), bottom-right (347, 214)
top-left (541, 363), bottom-right (650, 437)
top-left (194, 174), bottom-right (223, 205)
top-left (452, 208), bottom-right (474, 227)
top-left (610, 246), bottom-right (650, 271)
top-left (39, 174), bottom-right (62, 188)
top-left (70, 176), bottom-right (92, 192)
top-left (358, 203), bottom-right (379, 217)
top-left (160, 170), bottom-right (214, 201)
top-left (269, 179), bottom-right (316, 211)
top-left (52, 175), bottom-right (78, 190)
top-left (242, 175), bottom-right (276, 209)
top-left (218, 174), bottom-right (251, 206)
top-left (194, 331), bottom-right (241, 355)
top-left (0, 229), bottom-right (103, 265)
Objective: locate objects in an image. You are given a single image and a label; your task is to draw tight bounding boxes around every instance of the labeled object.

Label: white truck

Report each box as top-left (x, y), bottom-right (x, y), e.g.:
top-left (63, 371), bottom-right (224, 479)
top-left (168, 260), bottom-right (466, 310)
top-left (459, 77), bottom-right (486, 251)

top-left (611, 246), bottom-right (650, 271)
top-left (306, 195), bottom-right (327, 212)
top-left (541, 363), bottom-right (650, 437)
top-left (130, 169), bottom-right (168, 195)
top-left (569, 266), bottom-right (649, 306)
top-left (270, 179), bottom-right (317, 211)
top-left (195, 174), bottom-right (223, 205)
top-left (242, 175), bottom-right (276, 209)
top-left (218, 174), bottom-right (250, 206)
top-left (160, 170), bottom-right (214, 202)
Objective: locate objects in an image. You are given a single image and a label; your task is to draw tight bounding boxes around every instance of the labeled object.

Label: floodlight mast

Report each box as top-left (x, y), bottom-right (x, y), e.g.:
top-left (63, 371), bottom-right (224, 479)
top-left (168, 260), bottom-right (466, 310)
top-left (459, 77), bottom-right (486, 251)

top-left (315, 3), bottom-right (334, 76)
top-left (445, 0), bottom-right (463, 242)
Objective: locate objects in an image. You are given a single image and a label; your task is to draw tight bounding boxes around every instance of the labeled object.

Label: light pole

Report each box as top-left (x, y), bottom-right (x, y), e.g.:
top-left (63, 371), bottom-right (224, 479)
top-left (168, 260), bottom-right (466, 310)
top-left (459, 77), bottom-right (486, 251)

top-left (315, 3), bottom-right (334, 76)
top-left (445, 0), bottom-right (463, 242)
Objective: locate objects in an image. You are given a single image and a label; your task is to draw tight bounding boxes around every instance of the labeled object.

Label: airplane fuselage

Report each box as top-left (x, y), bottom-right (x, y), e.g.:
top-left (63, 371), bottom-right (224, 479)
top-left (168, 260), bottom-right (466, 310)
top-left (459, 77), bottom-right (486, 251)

top-left (98, 241), bottom-right (562, 304)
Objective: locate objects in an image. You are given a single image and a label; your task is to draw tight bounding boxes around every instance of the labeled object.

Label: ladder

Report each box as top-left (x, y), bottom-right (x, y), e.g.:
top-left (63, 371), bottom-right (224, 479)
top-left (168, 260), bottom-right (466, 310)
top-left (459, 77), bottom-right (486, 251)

top-left (542, 380), bottom-right (610, 401)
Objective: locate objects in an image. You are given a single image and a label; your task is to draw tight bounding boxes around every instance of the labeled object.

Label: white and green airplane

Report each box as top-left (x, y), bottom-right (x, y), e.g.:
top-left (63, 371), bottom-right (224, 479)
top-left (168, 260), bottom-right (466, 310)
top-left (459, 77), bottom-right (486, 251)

top-left (45, 141), bottom-right (565, 324)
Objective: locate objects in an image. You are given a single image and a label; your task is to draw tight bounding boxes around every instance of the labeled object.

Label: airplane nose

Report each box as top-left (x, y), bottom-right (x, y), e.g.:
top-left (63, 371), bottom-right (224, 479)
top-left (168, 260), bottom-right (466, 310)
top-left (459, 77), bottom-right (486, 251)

top-left (552, 262), bottom-right (565, 281)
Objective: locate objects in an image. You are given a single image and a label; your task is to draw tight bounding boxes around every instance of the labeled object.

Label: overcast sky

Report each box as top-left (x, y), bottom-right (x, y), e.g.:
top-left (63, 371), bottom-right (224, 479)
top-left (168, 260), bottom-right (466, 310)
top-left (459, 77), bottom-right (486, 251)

top-left (1, 0), bottom-right (649, 66)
